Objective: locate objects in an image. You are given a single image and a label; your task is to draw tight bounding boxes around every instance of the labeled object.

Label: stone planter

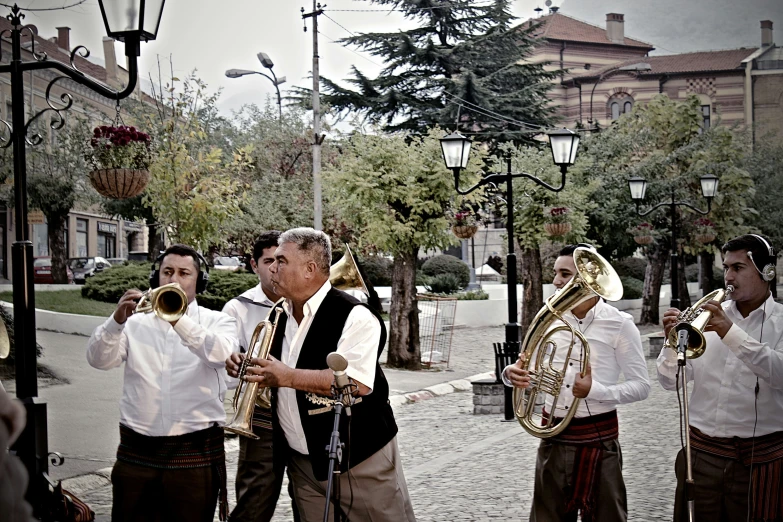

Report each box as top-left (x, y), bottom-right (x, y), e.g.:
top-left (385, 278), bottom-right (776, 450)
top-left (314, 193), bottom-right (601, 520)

top-left (633, 235), bottom-right (654, 245)
top-left (544, 222), bottom-right (571, 237)
top-left (452, 224), bottom-right (478, 239)
top-left (695, 232), bottom-right (716, 244)
top-left (89, 168), bottom-right (150, 199)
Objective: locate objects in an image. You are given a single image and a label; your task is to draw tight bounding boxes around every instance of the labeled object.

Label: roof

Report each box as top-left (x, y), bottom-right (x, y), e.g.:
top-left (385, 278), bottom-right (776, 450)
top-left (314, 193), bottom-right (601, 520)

top-left (569, 48), bottom-right (757, 81)
top-left (0, 17), bottom-right (107, 83)
top-left (518, 12), bottom-right (654, 50)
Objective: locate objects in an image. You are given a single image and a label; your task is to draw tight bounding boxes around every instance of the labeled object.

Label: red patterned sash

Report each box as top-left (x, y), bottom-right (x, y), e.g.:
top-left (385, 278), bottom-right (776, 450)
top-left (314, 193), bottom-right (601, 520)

top-left (544, 410), bottom-right (619, 522)
top-left (690, 426), bottom-right (783, 521)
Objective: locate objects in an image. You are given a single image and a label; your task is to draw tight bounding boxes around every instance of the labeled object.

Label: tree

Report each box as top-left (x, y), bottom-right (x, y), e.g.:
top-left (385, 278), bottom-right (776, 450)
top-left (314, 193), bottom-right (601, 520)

top-left (745, 135), bottom-right (783, 250)
top-left (581, 95), bottom-right (754, 324)
top-left (324, 128), bottom-right (484, 369)
top-left (316, 0), bottom-right (557, 145)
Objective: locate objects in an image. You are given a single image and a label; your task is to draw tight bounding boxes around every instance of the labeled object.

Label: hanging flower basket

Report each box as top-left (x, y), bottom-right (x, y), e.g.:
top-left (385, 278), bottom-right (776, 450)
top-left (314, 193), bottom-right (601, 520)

top-left (544, 222), bottom-right (572, 237)
top-left (694, 233), bottom-right (716, 244)
top-left (634, 235), bottom-right (654, 245)
top-left (86, 125), bottom-right (152, 200)
top-left (452, 224), bottom-right (478, 239)
top-left (89, 168), bottom-right (150, 199)
top-left (693, 218), bottom-right (716, 245)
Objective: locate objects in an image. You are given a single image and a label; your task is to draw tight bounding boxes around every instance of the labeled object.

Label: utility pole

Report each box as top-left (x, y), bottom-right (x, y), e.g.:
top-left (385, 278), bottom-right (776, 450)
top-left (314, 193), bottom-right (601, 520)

top-left (302, 2), bottom-right (325, 230)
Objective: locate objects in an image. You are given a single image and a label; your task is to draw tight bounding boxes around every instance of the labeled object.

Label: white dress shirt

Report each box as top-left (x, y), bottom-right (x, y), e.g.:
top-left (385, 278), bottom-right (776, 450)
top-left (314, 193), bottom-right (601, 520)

top-left (503, 299), bottom-right (650, 418)
top-left (86, 300), bottom-right (239, 437)
top-left (277, 281), bottom-right (382, 454)
top-left (657, 293), bottom-right (783, 438)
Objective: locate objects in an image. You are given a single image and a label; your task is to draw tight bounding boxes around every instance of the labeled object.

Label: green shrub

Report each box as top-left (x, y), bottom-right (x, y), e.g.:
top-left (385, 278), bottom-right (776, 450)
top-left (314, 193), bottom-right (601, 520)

top-left (82, 263), bottom-right (152, 302)
top-left (614, 257), bottom-right (647, 281)
top-left (685, 263), bottom-right (699, 282)
top-left (198, 271), bottom-right (259, 311)
top-left (456, 289), bottom-right (489, 300)
top-left (421, 255), bottom-right (469, 288)
top-left (620, 276), bottom-right (644, 300)
top-left (423, 273), bottom-right (462, 294)
top-left (361, 256), bottom-right (393, 287)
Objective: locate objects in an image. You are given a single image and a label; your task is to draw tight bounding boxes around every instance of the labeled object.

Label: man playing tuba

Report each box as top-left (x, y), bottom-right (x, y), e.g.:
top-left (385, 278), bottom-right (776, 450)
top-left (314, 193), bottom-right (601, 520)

top-left (503, 244), bottom-right (650, 522)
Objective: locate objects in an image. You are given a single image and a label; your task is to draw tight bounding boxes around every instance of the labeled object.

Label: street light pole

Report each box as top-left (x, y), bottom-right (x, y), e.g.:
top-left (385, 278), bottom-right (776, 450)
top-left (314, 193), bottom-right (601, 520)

top-left (225, 68), bottom-right (286, 121)
top-left (0, 2), bottom-right (163, 515)
top-left (441, 129), bottom-right (580, 420)
top-left (629, 175), bottom-right (718, 308)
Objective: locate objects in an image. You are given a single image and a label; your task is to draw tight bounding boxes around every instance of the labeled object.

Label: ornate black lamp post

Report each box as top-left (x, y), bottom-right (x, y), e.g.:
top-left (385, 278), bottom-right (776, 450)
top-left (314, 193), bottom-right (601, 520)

top-left (225, 51), bottom-right (286, 120)
top-left (0, 1), bottom-right (164, 515)
top-left (628, 173), bottom-right (719, 308)
top-left (440, 129), bottom-right (580, 419)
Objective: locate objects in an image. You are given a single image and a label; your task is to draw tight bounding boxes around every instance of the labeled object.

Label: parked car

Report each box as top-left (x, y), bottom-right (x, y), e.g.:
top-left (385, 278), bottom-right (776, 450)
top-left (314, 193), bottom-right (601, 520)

top-left (68, 256), bottom-right (111, 284)
top-left (212, 256), bottom-right (243, 272)
top-left (106, 258), bottom-right (127, 266)
top-left (33, 257), bottom-right (74, 285)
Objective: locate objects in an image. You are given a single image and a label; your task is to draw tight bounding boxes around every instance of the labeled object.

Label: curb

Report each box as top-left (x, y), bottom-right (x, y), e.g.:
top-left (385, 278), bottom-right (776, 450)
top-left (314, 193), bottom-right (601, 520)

top-left (61, 370), bottom-right (497, 497)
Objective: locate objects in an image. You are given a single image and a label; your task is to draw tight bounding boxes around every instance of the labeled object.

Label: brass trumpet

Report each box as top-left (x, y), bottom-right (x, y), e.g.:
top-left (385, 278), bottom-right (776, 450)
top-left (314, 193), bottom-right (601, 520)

top-left (225, 299), bottom-right (286, 439)
top-left (134, 283), bottom-right (189, 322)
top-left (664, 285), bottom-right (734, 359)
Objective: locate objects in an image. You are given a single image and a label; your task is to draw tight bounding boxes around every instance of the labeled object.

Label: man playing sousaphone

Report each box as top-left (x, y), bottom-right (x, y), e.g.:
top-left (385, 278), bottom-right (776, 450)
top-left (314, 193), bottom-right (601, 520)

top-left (503, 244), bottom-right (650, 522)
top-left (657, 234), bottom-right (783, 522)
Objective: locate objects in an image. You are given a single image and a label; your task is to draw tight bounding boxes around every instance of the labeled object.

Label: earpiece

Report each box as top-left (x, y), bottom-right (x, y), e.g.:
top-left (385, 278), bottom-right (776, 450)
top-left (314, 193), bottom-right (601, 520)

top-left (747, 234), bottom-right (776, 282)
top-left (149, 250), bottom-right (210, 294)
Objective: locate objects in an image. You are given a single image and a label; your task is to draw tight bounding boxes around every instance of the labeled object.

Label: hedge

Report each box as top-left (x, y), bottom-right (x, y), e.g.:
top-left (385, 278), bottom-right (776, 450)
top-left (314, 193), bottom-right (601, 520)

top-left (81, 262), bottom-right (259, 311)
top-left (361, 256), bottom-right (393, 287)
top-left (620, 276), bottom-right (644, 300)
top-left (421, 255), bottom-right (470, 288)
top-left (614, 258), bottom-right (647, 281)
top-left (422, 273), bottom-right (462, 294)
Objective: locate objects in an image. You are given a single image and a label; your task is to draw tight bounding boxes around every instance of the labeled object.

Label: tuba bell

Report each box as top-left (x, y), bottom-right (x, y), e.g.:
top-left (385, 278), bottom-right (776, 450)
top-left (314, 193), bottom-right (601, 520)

top-left (663, 285), bottom-right (734, 359)
top-left (513, 247), bottom-right (623, 438)
top-left (135, 283), bottom-right (189, 322)
top-left (330, 245), bottom-right (369, 296)
top-left (225, 298), bottom-right (286, 439)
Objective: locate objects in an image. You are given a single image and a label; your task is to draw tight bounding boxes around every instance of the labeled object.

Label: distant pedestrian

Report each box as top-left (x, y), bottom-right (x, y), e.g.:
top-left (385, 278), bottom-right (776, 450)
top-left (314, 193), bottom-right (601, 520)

top-left (87, 243), bottom-right (238, 522)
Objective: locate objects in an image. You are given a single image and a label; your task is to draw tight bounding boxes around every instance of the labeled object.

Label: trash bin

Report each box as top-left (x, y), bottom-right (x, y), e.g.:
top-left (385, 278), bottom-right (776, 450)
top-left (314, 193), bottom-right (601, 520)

top-left (493, 342), bottom-right (521, 420)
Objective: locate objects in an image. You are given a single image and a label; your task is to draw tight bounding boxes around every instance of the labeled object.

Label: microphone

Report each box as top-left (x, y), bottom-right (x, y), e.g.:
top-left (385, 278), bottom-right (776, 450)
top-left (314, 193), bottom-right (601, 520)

top-left (676, 329), bottom-right (690, 364)
top-left (327, 352), bottom-right (351, 391)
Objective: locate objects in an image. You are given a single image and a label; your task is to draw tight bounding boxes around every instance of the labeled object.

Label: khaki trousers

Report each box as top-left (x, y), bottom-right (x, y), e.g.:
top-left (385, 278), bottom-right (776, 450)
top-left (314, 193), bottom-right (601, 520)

top-left (530, 439), bottom-right (627, 522)
top-left (287, 437), bottom-right (416, 522)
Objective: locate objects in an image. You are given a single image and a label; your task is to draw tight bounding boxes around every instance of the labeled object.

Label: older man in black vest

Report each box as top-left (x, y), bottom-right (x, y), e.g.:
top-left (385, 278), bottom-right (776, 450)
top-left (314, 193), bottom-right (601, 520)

top-left (228, 227), bottom-right (415, 522)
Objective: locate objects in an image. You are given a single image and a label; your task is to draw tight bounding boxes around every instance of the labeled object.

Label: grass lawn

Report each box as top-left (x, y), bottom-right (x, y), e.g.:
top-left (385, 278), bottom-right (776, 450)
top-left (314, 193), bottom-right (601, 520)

top-left (0, 290), bottom-right (116, 317)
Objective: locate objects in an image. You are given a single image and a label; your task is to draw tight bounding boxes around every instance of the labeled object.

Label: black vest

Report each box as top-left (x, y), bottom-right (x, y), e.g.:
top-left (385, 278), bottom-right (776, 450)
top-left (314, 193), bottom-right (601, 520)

top-left (270, 288), bottom-right (397, 481)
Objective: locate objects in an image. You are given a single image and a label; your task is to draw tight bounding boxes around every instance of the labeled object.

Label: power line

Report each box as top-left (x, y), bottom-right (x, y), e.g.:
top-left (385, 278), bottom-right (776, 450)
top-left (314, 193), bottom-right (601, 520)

top-left (0, 0), bottom-right (88, 11)
top-left (327, 1), bottom-right (497, 13)
top-left (322, 12), bottom-right (358, 37)
top-left (442, 91), bottom-right (547, 130)
top-left (318, 29), bottom-right (385, 69)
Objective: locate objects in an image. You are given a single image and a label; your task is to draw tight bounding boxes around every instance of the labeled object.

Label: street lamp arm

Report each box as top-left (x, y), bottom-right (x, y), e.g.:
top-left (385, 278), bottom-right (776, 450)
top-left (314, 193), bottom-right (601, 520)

top-left (635, 200), bottom-right (711, 217)
top-left (454, 167), bottom-right (567, 195)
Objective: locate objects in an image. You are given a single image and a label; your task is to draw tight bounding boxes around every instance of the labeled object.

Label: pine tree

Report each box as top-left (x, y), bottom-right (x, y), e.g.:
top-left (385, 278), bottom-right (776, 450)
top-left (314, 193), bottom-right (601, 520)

top-left (320, 0), bottom-right (558, 144)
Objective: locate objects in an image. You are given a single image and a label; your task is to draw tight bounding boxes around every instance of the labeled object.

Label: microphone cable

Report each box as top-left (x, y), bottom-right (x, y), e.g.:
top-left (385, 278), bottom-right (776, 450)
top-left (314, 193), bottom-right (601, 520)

top-left (746, 301), bottom-right (766, 522)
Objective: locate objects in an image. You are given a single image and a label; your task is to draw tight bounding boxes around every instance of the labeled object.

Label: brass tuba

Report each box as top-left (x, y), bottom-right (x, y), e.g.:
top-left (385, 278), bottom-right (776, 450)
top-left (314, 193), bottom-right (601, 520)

top-left (330, 245), bottom-right (369, 296)
top-left (663, 285), bottom-right (734, 359)
top-left (513, 247), bottom-right (623, 438)
top-left (135, 283), bottom-right (189, 322)
top-left (225, 298), bottom-right (286, 439)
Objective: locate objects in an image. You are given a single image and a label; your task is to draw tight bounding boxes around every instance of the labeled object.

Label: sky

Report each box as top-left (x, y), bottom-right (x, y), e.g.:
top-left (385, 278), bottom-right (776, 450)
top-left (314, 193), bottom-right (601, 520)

top-left (7, 0), bottom-right (781, 116)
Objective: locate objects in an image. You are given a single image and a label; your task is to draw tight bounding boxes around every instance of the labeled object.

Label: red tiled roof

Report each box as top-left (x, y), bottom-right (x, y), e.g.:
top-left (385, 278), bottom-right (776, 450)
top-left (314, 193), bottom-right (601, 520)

top-left (518, 13), bottom-right (654, 50)
top-left (0, 17), bottom-right (107, 82)
top-left (570, 48), bottom-right (756, 80)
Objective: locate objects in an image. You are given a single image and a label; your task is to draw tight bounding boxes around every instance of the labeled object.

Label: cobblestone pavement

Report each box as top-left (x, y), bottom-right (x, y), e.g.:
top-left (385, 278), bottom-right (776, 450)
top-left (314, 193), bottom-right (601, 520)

top-left (78, 358), bottom-right (680, 521)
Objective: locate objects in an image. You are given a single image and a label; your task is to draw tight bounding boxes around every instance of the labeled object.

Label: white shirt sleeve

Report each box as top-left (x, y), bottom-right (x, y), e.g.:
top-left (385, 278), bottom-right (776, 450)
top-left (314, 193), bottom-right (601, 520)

top-left (172, 312), bottom-right (239, 370)
top-left (86, 315), bottom-right (128, 370)
top-left (337, 305), bottom-right (382, 392)
top-left (587, 318), bottom-right (651, 404)
top-left (220, 300), bottom-right (243, 390)
top-left (723, 323), bottom-right (783, 390)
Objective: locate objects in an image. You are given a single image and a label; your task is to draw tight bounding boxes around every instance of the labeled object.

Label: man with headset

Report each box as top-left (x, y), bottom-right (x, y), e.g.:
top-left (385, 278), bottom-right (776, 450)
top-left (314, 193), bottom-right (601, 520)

top-left (657, 234), bottom-right (783, 522)
top-left (87, 244), bottom-right (238, 522)
top-left (504, 243), bottom-right (650, 522)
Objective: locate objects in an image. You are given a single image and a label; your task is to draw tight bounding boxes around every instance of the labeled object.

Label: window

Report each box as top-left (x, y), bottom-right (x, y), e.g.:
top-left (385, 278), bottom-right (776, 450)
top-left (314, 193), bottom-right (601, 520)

top-left (33, 223), bottom-right (48, 257)
top-left (97, 222), bottom-right (116, 258)
top-left (608, 95), bottom-right (634, 120)
top-left (63, 219), bottom-right (68, 257)
top-left (701, 105), bottom-right (711, 130)
top-left (76, 219), bottom-right (88, 257)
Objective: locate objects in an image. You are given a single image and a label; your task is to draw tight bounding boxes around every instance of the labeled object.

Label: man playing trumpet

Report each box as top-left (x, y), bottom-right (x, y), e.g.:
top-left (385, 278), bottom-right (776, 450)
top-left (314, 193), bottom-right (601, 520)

top-left (657, 234), bottom-right (783, 521)
top-left (504, 244), bottom-right (650, 522)
top-left (87, 244), bottom-right (238, 521)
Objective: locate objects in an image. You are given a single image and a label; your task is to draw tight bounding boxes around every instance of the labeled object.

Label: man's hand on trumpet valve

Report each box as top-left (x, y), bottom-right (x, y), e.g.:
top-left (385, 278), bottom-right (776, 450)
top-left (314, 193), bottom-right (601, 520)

top-left (701, 301), bottom-right (733, 338)
top-left (225, 352), bottom-right (244, 379)
top-left (244, 356), bottom-right (293, 388)
top-left (505, 353), bottom-right (531, 388)
top-left (662, 308), bottom-right (681, 338)
top-left (114, 288), bottom-right (144, 324)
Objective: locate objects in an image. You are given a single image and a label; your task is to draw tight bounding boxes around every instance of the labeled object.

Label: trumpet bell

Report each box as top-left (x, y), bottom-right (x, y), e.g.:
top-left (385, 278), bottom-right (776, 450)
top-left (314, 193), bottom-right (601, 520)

top-left (330, 245), bottom-right (369, 296)
top-left (574, 247), bottom-right (623, 302)
top-left (135, 283), bottom-right (188, 322)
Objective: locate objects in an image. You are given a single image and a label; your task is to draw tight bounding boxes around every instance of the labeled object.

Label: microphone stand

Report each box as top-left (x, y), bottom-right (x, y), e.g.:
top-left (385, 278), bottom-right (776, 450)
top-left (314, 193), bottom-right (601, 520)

top-left (323, 383), bottom-right (355, 522)
top-left (677, 329), bottom-right (696, 522)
